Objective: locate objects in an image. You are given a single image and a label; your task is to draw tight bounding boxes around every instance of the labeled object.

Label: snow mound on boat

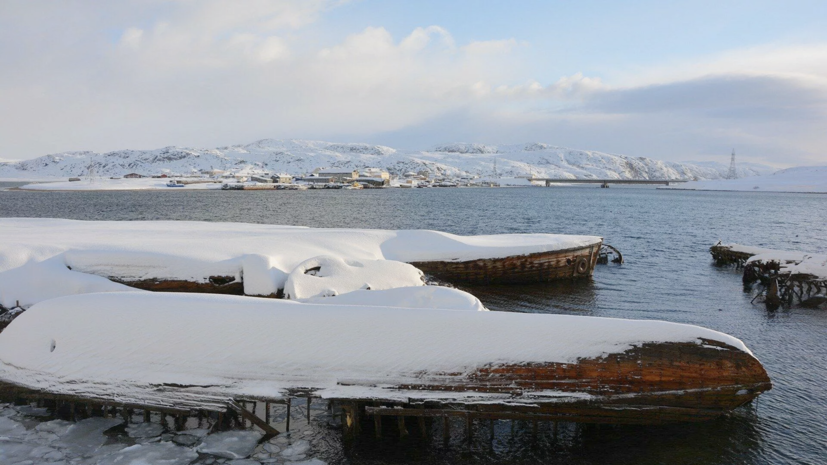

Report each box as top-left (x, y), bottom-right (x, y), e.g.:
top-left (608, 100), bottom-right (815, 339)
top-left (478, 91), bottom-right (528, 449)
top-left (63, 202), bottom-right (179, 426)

top-left (298, 286), bottom-right (487, 311)
top-left (0, 219), bottom-right (600, 306)
top-left (0, 255), bottom-right (134, 308)
top-left (0, 292), bottom-right (754, 405)
top-left (284, 256), bottom-right (424, 299)
top-left (747, 251), bottom-right (827, 280)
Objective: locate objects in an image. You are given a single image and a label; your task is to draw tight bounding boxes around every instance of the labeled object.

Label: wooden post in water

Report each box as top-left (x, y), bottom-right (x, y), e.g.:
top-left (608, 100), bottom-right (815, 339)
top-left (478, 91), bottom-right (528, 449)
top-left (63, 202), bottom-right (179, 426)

top-left (443, 416), bottom-right (450, 444)
top-left (398, 415), bottom-right (408, 438)
top-left (285, 398), bottom-right (291, 432)
top-left (307, 397), bottom-right (311, 424)
top-left (374, 402), bottom-right (382, 438)
top-left (265, 402), bottom-right (270, 425)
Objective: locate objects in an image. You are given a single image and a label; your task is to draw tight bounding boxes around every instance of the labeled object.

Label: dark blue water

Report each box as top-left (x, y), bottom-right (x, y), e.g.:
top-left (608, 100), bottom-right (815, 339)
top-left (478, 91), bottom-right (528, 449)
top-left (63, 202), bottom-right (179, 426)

top-left (1, 184), bottom-right (825, 464)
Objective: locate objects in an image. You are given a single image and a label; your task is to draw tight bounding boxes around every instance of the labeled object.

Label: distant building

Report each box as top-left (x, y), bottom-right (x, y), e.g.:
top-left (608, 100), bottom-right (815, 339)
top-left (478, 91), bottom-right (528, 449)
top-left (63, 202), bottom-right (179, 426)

top-left (201, 169), bottom-right (226, 176)
top-left (68, 177), bottom-right (81, 182)
top-left (272, 173), bottom-right (293, 184)
top-left (353, 176), bottom-right (390, 187)
top-left (123, 173), bottom-right (144, 179)
top-left (250, 175), bottom-right (273, 183)
top-left (314, 168), bottom-right (358, 183)
top-left (361, 167), bottom-right (390, 180)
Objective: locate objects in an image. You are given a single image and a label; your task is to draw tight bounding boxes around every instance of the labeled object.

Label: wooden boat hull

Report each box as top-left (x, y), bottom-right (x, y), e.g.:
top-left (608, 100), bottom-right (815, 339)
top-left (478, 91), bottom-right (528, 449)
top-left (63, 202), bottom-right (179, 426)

top-left (411, 241), bottom-right (602, 285)
top-left (0, 293), bottom-right (770, 425)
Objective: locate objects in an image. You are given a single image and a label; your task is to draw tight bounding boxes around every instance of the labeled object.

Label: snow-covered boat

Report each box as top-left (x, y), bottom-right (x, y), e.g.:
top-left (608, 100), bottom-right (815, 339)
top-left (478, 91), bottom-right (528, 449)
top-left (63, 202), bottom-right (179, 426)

top-left (0, 292), bottom-right (770, 424)
top-left (0, 219), bottom-right (604, 308)
top-left (166, 180), bottom-right (185, 187)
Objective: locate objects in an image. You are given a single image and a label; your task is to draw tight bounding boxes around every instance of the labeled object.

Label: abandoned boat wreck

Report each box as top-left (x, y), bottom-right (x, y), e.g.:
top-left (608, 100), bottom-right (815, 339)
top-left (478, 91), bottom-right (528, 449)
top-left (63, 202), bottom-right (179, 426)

top-left (0, 292), bottom-right (771, 426)
top-left (0, 219), bottom-right (603, 308)
top-left (711, 243), bottom-right (827, 307)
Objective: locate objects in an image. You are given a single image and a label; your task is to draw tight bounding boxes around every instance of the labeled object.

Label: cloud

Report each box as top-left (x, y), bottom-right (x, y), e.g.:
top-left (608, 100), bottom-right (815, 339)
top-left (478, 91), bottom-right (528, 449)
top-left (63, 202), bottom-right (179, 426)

top-left (0, 2), bottom-right (825, 167)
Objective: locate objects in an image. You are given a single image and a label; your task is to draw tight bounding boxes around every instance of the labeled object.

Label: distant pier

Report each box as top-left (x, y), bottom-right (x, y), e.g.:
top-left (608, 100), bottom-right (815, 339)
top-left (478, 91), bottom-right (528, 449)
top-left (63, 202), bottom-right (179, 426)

top-left (531, 178), bottom-right (689, 188)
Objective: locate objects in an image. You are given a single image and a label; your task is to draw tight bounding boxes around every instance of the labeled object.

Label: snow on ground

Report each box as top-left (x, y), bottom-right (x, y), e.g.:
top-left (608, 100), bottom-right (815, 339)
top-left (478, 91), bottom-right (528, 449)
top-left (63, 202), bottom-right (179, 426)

top-left (662, 166), bottom-right (827, 193)
top-left (0, 292), bottom-right (754, 406)
top-left (0, 218), bottom-right (601, 306)
top-left (298, 286), bottom-right (488, 312)
top-left (18, 177), bottom-right (223, 191)
top-left (0, 403), bottom-right (329, 464)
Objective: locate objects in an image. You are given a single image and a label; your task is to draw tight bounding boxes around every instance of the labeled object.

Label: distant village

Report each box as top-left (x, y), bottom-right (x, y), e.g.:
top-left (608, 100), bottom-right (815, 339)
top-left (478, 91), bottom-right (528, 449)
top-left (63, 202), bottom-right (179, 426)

top-left (80, 166), bottom-right (510, 189)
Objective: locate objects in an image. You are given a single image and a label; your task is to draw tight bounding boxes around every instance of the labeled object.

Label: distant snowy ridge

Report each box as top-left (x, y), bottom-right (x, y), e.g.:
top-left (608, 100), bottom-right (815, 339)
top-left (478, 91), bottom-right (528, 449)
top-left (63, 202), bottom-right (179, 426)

top-left (0, 139), bottom-right (769, 181)
top-left (664, 165), bottom-right (827, 193)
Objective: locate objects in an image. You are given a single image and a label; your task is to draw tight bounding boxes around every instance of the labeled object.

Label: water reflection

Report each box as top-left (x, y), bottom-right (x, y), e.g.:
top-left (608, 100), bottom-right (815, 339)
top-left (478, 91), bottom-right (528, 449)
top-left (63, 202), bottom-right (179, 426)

top-left (331, 407), bottom-right (764, 465)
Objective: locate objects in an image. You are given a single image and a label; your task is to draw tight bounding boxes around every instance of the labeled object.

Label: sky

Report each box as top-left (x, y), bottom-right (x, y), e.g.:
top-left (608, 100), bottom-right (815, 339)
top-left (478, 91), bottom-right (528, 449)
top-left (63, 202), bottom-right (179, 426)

top-left (1, 0), bottom-right (826, 166)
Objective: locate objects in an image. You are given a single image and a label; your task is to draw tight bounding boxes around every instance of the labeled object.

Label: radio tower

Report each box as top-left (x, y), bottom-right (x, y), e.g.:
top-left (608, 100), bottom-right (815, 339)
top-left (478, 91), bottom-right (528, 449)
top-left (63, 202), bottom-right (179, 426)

top-left (726, 149), bottom-right (737, 179)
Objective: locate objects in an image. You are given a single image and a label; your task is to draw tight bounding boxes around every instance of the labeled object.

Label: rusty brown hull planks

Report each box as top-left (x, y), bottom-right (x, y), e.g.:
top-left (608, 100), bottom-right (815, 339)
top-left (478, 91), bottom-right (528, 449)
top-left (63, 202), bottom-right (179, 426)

top-left (0, 339), bottom-right (770, 425)
top-left (111, 276), bottom-right (245, 295)
top-left (411, 242), bottom-right (602, 285)
top-left (362, 339), bottom-right (771, 424)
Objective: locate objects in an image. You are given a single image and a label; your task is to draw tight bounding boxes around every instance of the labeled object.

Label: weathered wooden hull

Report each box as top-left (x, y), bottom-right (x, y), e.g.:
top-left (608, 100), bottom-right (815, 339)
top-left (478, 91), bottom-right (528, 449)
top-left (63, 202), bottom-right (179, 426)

top-left (0, 338), bottom-right (770, 425)
top-left (0, 293), bottom-right (770, 425)
top-left (411, 241), bottom-right (603, 285)
top-left (111, 276), bottom-right (245, 295)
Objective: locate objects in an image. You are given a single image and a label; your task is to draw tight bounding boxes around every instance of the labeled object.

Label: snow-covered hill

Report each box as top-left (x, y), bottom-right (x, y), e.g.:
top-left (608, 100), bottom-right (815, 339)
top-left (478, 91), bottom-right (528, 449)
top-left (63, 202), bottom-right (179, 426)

top-left (0, 139), bottom-right (765, 181)
top-left (665, 166), bottom-right (827, 193)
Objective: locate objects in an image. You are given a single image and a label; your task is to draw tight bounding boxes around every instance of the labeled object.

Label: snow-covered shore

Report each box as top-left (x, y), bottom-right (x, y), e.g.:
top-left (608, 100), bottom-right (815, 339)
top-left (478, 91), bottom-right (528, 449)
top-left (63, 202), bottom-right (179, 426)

top-left (18, 177), bottom-right (222, 191)
top-left (662, 166), bottom-right (827, 193)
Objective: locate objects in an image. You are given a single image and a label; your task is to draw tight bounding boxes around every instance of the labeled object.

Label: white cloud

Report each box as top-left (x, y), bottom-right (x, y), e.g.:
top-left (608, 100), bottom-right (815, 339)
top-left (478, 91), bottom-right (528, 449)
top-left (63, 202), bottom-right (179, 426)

top-left (119, 27), bottom-right (143, 50)
top-left (0, 2), bottom-right (825, 166)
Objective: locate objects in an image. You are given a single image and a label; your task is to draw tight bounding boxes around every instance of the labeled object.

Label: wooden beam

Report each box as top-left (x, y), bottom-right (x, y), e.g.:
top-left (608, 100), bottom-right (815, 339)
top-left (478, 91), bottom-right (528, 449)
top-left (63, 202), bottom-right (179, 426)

top-left (228, 400), bottom-right (280, 436)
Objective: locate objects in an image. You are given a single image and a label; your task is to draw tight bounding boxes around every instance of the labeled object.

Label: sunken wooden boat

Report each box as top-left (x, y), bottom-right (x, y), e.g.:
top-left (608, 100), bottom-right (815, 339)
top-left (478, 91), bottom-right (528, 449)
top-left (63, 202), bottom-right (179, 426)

top-left (0, 292), bottom-right (770, 425)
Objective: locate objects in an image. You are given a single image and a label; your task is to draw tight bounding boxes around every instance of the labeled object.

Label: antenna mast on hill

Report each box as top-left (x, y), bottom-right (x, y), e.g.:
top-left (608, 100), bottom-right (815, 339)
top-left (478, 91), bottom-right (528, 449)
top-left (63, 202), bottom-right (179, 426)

top-left (726, 149), bottom-right (737, 179)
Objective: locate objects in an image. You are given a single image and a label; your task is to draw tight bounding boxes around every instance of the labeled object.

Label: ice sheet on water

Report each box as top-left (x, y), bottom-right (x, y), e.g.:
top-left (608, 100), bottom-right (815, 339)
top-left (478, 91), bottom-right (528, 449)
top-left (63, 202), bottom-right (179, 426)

top-left (280, 439), bottom-right (310, 459)
top-left (36, 419), bottom-right (74, 437)
top-left (227, 460), bottom-right (262, 465)
top-left (287, 459), bottom-right (327, 465)
top-left (196, 430), bottom-right (263, 459)
top-left (56, 417), bottom-right (123, 456)
top-left (94, 442), bottom-right (199, 465)
top-left (125, 421), bottom-right (165, 438)
top-left (0, 415), bottom-right (28, 438)
top-left (14, 404), bottom-right (52, 417)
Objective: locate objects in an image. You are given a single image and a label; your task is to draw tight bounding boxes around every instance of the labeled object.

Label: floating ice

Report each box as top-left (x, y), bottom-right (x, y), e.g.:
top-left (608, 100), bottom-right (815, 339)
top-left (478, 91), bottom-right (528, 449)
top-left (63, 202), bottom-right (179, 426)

top-left (56, 417), bottom-right (123, 456)
top-left (196, 430), bottom-right (263, 459)
top-left (280, 439), bottom-right (310, 459)
top-left (95, 442), bottom-right (199, 465)
top-left (126, 421), bottom-right (165, 438)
